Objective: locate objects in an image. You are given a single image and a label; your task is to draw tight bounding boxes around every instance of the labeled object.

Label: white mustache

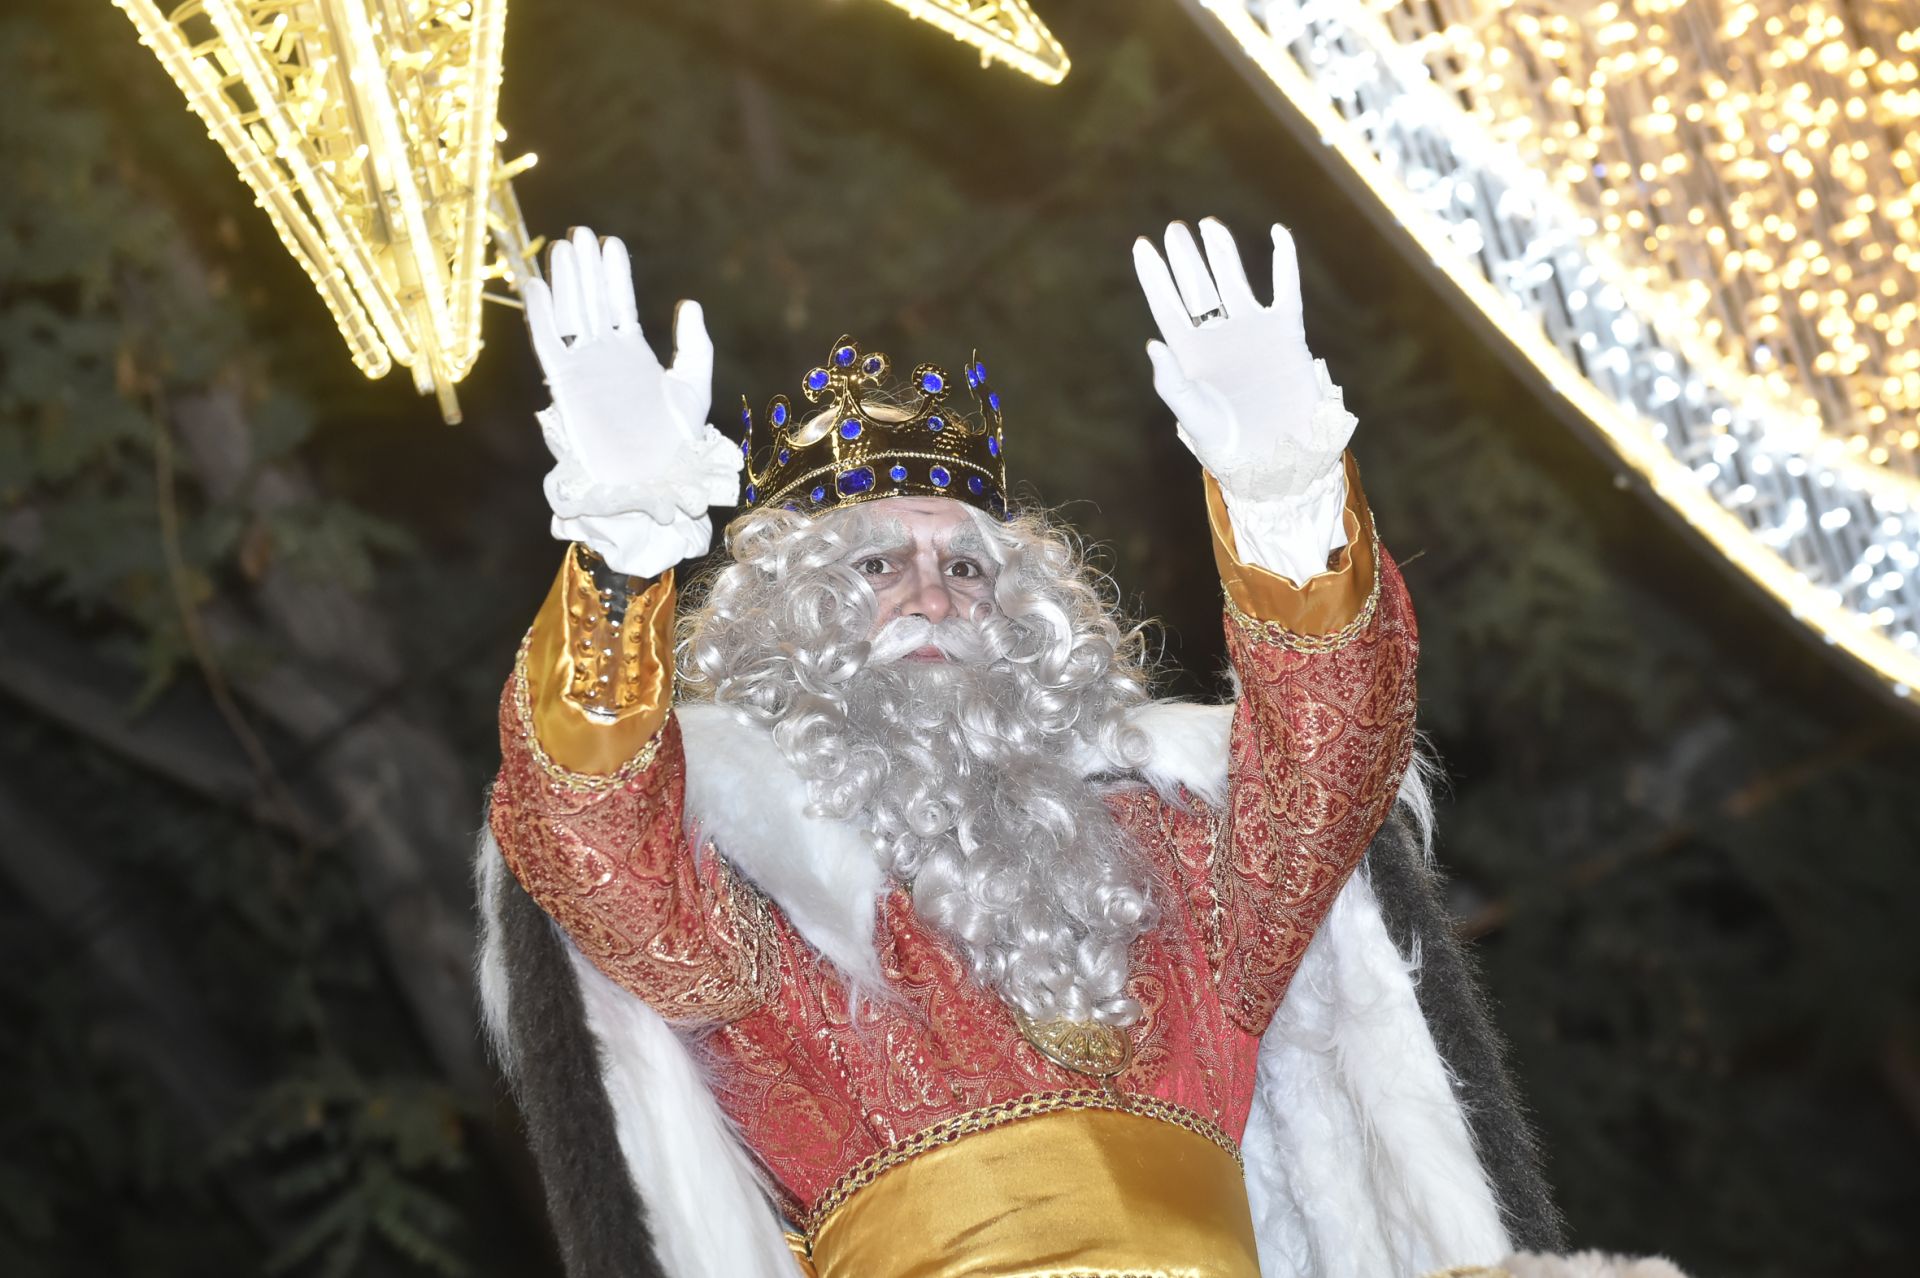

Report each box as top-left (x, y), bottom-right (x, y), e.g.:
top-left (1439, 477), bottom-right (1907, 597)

top-left (869, 615), bottom-right (994, 664)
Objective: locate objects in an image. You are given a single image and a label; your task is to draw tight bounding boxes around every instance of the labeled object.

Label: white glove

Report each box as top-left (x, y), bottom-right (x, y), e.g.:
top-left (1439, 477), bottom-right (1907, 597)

top-left (524, 226), bottom-right (742, 578)
top-left (1132, 219), bottom-right (1357, 585)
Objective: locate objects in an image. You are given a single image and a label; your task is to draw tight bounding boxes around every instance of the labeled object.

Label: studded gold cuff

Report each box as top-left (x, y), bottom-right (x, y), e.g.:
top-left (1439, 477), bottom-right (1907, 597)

top-left (510, 638), bottom-right (667, 793)
top-left (1205, 452), bottom-right (1379, 651)
top-left (523, 549), bottom-right (676, 777)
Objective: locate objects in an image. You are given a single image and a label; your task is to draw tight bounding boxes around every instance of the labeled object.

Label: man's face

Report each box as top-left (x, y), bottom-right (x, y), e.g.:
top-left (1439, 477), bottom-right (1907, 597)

top-left (844, 497), bottom-right (999, 658)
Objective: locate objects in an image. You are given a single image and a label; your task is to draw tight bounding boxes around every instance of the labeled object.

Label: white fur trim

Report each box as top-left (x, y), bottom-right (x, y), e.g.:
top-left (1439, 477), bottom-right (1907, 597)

top-left (1095, 699), bottom-right (1237, 809)
top-left (566, 942), bottom-right (799, 1275)
top-left (677, 704), bottom-right (889, 988)
top-left (1244, 870), bottom-right (1510, 1276)
top-left (473, 837), bottom-right (517, 1078)
top-left (474, 828), bottom-right (796, 1278)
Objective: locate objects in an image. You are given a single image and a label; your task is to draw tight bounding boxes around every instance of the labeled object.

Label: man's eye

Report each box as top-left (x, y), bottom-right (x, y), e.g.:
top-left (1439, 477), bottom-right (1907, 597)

top-left (858, 557), bottom-right (891, 575)
top-left (947, 560), bottom-right (982, 580)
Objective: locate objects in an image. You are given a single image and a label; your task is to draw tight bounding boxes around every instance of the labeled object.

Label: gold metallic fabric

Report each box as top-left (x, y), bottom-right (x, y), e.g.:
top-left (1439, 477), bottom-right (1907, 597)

top-left (1205, 451), bottom-right (1377, 638)
top-left (786, 1231), bottom-right (820, 1277)
top-left (524, 552), bottom-right (675, 776)
top-left (1014, 1015), bottom-right (1130, 1079)
top-left (806, 1104), bottom-right (1260, 1278)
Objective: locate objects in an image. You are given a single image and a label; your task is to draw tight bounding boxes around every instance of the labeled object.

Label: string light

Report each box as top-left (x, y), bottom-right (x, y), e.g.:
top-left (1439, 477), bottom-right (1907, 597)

top-left (873, 0), bottom-right (1069, 84)
top-left (114, 0), bottom-right (540, 423)
top-left (1188, 0), bottom-right (1920, 703)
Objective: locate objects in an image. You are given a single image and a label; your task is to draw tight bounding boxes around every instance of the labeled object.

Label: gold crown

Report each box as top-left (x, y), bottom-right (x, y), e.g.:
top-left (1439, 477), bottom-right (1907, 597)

top-left (740, 335), bottom-right (1008, 518)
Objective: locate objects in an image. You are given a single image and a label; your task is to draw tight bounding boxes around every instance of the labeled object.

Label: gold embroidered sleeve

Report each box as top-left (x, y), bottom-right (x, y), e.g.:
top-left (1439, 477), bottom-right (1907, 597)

top-left (1209, 464), bottom-right (1419, 1033)
top-left (524, 545), bottom-right (676, 777)
top-left (486, 562), bottom-right (779, 1026)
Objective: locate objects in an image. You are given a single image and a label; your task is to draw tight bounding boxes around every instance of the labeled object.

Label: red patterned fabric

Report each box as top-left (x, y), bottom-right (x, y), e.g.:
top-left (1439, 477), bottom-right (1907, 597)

top-left (489, 552), bottom-right (1418, 1220)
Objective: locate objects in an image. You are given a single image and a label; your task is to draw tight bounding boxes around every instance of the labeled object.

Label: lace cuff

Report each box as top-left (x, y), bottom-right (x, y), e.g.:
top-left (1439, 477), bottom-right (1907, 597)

top-left (539, 409), bottom-right (742, 522)
top-left (1208, 358), bottom-right (1357, 505)
top-left (1218, 463), bottom-right (1349, 586)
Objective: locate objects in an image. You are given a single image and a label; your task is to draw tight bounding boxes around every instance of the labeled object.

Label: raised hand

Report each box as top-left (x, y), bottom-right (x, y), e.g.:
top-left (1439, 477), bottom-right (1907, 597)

top-left (1132, 218), bottom-right (1357, 583)
top-left (525, 227), bottom-right (741, 576)
top-left (1131, 219), bottom-right (1354, 505)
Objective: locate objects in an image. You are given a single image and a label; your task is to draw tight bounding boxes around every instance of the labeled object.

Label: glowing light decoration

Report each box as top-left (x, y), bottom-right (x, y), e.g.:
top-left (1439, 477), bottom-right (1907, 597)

top-left (1180, 0), bottom-right (1920, 703)
top-left (874, 0), bottom-right (1069, 84)
top-left (115, 0), bottom-right (540, 423)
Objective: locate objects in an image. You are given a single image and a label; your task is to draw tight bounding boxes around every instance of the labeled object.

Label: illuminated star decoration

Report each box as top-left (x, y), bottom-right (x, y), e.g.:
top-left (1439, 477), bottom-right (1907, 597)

top-left (1183, 0), bottom-right (1920, 705)
top-left (874, 0), bottom-right (1069, 84)
top-left (114, 0), bottom-right (540, 423)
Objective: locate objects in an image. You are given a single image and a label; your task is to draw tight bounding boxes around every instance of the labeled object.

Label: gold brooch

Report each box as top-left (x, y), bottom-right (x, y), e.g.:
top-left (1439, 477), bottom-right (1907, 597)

top-left (1016, 1015), bottom-right (1132, 1080)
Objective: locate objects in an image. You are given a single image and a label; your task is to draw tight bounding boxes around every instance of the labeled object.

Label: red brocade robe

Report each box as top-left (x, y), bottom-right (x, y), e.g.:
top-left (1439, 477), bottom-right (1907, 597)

top-left (487, 459), bottom-right (1417, 1248)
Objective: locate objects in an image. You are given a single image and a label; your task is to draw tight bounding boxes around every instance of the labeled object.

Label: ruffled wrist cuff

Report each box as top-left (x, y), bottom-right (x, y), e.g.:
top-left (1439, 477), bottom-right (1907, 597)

top-left (540, 409), bottom-right (742, 522)
top-left (1220, 464), bottom-right (1349, 586)
top-left (1203, 358), bottom-right (1357, 584)
top-left (1210, 358), bottom-right (1357, 506)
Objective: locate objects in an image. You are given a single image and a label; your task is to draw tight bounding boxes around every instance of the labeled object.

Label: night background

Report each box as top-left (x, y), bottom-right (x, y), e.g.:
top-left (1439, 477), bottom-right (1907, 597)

top-left (4, 0), bottom-right (1919, 1274)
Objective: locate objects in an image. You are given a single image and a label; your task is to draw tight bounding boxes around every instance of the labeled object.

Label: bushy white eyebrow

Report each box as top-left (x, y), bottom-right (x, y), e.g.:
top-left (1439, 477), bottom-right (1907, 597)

top-left (832, 508), bottom-right (993, 568)
top-left (843, 516), bottom-right (910, 559)
top-left (945, 525), bottom-right (989, 557)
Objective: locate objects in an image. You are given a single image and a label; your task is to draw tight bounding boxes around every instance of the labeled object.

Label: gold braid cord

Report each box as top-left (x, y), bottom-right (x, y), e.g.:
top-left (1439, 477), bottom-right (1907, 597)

top-left (1223, 557), bottom-right (1383, 654)
top-left (801, 1090), bottom-right (1241, 1237)
top-left (511, 636), bottom-right (664, 796)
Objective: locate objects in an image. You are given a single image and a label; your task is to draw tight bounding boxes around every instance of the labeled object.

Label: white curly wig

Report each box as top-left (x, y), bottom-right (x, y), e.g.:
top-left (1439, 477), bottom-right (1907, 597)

top-left (677, 498), bottom-right (1161, 1026)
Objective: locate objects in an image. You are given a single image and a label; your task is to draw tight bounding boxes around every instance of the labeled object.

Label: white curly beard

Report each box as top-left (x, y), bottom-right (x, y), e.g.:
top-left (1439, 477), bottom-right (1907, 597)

top-left (679, 504), bottom-right (1158, 1025)
top-left (822, 614), bottom-right (1154, 1024)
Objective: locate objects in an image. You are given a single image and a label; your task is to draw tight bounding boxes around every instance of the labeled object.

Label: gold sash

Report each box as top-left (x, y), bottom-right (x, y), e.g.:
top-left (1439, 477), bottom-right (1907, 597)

top-left (790, 1097), bottom-right (1260, 1278)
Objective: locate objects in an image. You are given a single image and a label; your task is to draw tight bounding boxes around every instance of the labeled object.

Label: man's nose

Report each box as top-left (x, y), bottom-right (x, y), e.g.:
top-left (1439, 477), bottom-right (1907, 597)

top-left (906, 572), bottom-right (954, 624)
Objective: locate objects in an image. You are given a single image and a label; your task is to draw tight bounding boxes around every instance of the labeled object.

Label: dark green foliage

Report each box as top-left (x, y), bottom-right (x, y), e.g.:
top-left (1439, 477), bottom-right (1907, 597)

top-left (0, 6), bottom-right (496, 1276)
top-left (216, 1066), bottom-right (469, 1278)
top-left (2, 0), bottom-right (1916, 1275)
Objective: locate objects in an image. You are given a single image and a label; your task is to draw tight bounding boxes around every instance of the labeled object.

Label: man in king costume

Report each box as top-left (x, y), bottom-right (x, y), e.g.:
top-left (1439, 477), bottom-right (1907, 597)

top-left (476, 219), bottom-right (1567, 1277)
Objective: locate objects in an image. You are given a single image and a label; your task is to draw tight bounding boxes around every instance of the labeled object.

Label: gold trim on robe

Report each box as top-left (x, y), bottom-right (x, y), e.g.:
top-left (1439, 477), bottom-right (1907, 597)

top-left (1204, 451), bottom-right (1380, 649)
top-left (796, 1098), bottom-right (1260, 1278)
